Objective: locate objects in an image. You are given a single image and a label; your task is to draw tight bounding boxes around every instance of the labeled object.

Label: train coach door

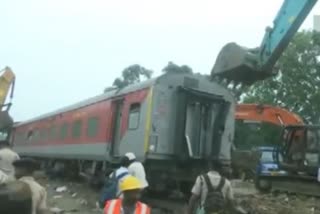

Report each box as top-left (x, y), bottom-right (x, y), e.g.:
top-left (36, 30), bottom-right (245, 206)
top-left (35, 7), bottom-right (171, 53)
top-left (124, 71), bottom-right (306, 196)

top-left (110, 98), bottom-right (124, 157)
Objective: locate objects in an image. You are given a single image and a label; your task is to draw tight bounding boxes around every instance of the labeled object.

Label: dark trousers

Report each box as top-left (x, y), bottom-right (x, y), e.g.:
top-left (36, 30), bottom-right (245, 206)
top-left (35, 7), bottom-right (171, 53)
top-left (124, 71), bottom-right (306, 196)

top-left (140, 187), bottom-right (149, 204)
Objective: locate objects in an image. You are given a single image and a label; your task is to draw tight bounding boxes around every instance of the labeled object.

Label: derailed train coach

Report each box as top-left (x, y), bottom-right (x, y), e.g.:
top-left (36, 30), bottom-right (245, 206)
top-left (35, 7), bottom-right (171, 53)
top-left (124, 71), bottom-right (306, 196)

top-left (11, 72), bottom-right (235, 194)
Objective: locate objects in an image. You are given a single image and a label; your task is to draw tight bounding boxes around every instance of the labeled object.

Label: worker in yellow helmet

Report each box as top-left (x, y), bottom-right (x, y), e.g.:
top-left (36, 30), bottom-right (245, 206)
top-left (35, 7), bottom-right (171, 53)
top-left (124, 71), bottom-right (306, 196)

top-left (104, 175), bottom-right (151, 214)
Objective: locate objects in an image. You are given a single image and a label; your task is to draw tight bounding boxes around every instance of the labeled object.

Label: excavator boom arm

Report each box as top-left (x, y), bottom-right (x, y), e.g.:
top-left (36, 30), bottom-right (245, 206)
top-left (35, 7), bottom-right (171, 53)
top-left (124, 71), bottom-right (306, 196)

top-left (0, 67), bottom-right (15, 132)
top-left (0, 67), bottom-right (15, 108)
top-left (260, 0), bottom-right (317, 71)
top-left (211, 0), bottom-right (318, 85)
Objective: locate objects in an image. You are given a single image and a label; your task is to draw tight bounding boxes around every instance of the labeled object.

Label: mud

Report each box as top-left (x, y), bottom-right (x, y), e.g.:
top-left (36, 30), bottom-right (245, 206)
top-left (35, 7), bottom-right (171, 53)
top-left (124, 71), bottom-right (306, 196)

top-left (36, 176), bottom-right (320, 214)
top-left (233, 180), bottom-right (320, 214)
top-left (37, 176), bottom-right (101, 214)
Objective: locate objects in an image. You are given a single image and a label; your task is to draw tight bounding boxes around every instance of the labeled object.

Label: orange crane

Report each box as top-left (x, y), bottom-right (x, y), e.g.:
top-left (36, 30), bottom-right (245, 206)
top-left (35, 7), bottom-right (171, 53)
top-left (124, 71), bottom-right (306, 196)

top-left (235, 104), bottom-right (304, 126)
top-left (235, 103), bottom-right (305, 149)
top-left (232, 103), bottom-right (305, 179)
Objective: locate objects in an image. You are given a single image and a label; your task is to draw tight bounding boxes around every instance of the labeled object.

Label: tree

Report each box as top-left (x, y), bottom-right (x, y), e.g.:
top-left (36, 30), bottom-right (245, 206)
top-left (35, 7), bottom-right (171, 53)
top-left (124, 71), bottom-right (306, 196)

top-left (107, 64), bottom-right (153, 91)
top-left (242, 30), bottom-right (320, 124)
top-left (162, 61), bottom-right (193, 74)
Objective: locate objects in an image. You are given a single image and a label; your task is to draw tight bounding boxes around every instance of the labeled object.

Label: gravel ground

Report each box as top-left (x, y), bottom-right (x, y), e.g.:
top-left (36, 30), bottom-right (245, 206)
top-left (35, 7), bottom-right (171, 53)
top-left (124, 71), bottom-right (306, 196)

top-left (232, 180), bottom-right (320, 214)
top-left (35, 175), bottom-right (320, 214)
top-left (35, 173), bottom-right (101, 214)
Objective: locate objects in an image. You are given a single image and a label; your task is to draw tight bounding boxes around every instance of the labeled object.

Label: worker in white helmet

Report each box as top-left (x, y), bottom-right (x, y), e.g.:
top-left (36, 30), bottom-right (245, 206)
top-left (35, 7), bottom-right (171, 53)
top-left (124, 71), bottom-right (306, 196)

top-left (123, 153), bottom-right (148, 190)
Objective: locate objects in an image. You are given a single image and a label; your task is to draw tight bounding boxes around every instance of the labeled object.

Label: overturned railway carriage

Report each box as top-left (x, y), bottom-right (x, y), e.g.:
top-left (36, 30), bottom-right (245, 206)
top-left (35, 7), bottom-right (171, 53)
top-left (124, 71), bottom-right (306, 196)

top-left (11, 73), bottom-right (235, 195)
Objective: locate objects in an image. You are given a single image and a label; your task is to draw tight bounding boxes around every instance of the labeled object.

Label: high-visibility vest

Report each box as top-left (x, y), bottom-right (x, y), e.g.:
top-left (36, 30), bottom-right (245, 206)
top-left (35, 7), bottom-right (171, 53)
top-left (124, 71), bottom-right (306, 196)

top-left (104, 199), bottom-right (151, 214)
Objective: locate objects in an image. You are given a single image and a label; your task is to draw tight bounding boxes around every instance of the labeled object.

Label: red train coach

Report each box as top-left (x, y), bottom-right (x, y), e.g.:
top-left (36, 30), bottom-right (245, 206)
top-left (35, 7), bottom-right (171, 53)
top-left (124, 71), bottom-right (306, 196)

top-left (12, 83), bottom-right (149, 160)
top-left (11, 72), bottom-right (235, 195)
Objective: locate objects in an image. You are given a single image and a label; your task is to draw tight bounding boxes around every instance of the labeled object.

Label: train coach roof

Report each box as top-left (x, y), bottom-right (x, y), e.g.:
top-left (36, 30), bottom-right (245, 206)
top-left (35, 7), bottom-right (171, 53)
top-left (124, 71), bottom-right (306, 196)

top-left (17, 77), bottom-right (158, 126)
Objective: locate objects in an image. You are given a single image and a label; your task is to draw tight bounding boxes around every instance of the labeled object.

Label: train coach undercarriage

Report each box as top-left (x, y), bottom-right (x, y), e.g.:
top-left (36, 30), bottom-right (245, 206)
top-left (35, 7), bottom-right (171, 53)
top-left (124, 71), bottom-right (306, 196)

top-left (35, 157), bottom-right (230, 195)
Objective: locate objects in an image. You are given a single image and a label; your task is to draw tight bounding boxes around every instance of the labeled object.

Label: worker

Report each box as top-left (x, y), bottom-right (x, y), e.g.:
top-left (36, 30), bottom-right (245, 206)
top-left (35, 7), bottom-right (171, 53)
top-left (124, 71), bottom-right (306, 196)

top-left (104, 175), bottom-right (151, 214)
top-left (13, 158), bottom-right (49, 214)
top-left (0, 168), bottom-right (9, 184)
top-left (0, 139), bottom-right (20, 181)
top-left (112, 156), bottom-right (130, 195)
top-left (123, 152), bottom-right (148, 189)
top-left (187, 160), bottom-right (246, 214)
top-left (0, 180), bottom-right (33, 214)
top-left (99, 156), bottom-right (130, 207)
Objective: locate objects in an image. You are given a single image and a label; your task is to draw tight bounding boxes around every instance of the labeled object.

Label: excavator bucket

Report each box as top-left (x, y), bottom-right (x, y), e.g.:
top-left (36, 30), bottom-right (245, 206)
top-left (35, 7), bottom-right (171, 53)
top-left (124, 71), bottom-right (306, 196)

top-left (211, 43), bottom-right (272, 85)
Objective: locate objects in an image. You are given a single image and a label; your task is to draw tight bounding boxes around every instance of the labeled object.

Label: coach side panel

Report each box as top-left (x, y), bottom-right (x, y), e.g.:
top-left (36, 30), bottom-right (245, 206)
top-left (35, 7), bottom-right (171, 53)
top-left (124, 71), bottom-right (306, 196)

top-left (12, 87), bottom-right (152, 161)
top-left (108, 88), bottom-right (152, 161)
top-left (12, 100), bottom-right (113, 160)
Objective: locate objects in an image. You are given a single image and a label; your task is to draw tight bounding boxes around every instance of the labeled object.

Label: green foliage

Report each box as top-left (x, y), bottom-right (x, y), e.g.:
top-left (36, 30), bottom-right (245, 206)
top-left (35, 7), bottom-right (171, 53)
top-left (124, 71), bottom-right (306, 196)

top-left (242, 30), bottom-right (320, 124)
top-left (162, 61), bottom-right (193, 74)
top-left (108, 64), bottom-right (153, 90)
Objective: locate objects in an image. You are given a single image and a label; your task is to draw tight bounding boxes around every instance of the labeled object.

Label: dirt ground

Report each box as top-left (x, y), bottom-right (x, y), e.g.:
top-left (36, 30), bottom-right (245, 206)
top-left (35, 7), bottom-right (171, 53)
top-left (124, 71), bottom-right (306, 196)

top-left (37, 176), bottom-right (320, 214)
top-left (38, 178), bottom-right (101, 214)
top-left (232, 180), bottom-right (320, 214)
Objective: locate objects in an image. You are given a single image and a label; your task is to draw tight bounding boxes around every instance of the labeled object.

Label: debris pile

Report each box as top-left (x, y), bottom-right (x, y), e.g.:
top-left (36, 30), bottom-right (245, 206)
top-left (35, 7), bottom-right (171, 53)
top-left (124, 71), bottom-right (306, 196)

top-left (45, 181), bottom-right (101, 214)
top-left (42, 178), bottom-right (320, 214)
top-left (238, 193), bottom-right (320, 214)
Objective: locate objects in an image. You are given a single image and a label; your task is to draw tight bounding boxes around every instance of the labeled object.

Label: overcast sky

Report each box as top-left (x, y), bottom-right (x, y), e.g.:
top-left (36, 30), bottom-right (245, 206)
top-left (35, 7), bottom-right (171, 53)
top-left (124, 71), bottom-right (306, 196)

top-left (1, 0), bottom-right (320, 121)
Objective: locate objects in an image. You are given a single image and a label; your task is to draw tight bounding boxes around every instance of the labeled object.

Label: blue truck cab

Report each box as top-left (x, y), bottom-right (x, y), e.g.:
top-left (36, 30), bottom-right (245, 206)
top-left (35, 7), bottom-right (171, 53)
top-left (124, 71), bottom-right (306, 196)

top-left (254, 146), bottom-right (287, 191)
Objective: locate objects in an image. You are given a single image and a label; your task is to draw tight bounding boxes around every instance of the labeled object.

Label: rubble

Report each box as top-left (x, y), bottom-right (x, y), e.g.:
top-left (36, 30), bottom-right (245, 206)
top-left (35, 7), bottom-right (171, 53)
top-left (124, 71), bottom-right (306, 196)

top-left (50, 207), bottom-right (64, 214)
top-left (47, 180), bottom-right (101, 214)
top-left (55, 186), bottom-right (68, 193)
top-left (44, 178), bottom-right (320, 214)
top-left (53, 195), bottom-right (63, 199)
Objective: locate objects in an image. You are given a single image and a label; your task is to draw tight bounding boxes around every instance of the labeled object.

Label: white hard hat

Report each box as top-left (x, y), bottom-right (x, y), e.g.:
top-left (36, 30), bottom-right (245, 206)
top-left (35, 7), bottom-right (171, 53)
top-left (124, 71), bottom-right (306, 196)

top-left (125, 152), bottom-right (136, 161)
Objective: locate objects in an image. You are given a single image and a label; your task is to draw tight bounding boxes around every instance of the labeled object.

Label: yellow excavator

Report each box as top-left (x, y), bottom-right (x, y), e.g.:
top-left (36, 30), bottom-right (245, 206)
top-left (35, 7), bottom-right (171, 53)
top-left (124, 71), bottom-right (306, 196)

top-left (0, 66), bottom-right (15, 140)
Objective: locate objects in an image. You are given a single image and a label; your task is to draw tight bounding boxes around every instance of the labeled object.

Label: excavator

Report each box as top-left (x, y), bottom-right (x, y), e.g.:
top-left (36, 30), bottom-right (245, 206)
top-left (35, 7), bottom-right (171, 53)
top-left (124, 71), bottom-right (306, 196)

top-left (210, 0), bottom-right (320, 195)
top-left (235, 104), bottom-right (304, 126)
top-left (0, 67), bottom-right (15, 141)
top-left (234, 103), bottom-right (305, 151)
top-left (232, 104), bottom-right (305, 179)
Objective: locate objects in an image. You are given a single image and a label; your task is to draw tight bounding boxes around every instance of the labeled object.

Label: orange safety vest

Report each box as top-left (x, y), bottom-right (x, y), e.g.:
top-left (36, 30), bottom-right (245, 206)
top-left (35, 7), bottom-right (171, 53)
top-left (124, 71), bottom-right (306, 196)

top-left (104, 199), bottom-right (151, 214)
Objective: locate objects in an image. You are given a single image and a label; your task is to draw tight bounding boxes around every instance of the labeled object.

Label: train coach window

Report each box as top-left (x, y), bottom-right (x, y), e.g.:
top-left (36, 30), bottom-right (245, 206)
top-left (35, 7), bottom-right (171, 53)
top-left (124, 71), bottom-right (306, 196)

top-left (0, 131), bottom-right (8, 141)
top-left (13, 132), bottom-right (20, 143)
top-left (15, 132), bottom-right (22, 143)
top-left (87, 117), bottom-right (99, 137)
top-left (50, 126), bottom-right (57, 140)
top-left (33, 130), bottom-right (40, 142)
top-left (60, 123), bottom-right (68, 139)
top-left (72, 120), bottom-right (82, 138)
top-left (40, 129), bottom-right (45, 141)
top-left (40, 129), bottom-right (49, 142)
top-left (26, 130), bottom-right (34, 141)
top-left (128, 103), bottom-right (141, 130)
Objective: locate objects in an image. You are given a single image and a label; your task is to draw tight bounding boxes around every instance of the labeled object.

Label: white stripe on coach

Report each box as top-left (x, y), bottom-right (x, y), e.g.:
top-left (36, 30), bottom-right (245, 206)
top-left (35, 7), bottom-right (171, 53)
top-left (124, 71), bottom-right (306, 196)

top-left (140, 203), bottom-right (148, 214)
top-left (107, 200), bottom-right (117, 214)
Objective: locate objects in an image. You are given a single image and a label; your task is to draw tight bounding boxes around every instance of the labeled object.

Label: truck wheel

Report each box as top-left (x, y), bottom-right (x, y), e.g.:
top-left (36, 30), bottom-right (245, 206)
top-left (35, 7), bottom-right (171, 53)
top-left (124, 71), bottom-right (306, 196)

top-left (255, 176), bottom-right (272, 193)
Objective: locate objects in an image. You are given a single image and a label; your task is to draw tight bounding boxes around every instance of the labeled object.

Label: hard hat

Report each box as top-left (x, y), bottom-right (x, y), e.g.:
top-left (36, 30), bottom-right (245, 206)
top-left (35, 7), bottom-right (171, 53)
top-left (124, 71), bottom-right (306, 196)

top-left (124, 152), bottom-right (136, 161)
top-left (120, 176), bottom-right (142, 192)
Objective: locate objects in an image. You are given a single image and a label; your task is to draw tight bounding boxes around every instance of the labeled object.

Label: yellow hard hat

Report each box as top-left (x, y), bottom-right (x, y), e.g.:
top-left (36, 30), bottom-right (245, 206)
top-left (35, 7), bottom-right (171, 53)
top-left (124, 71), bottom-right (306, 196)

top-left (120, 176), bottom-right (142, 192)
